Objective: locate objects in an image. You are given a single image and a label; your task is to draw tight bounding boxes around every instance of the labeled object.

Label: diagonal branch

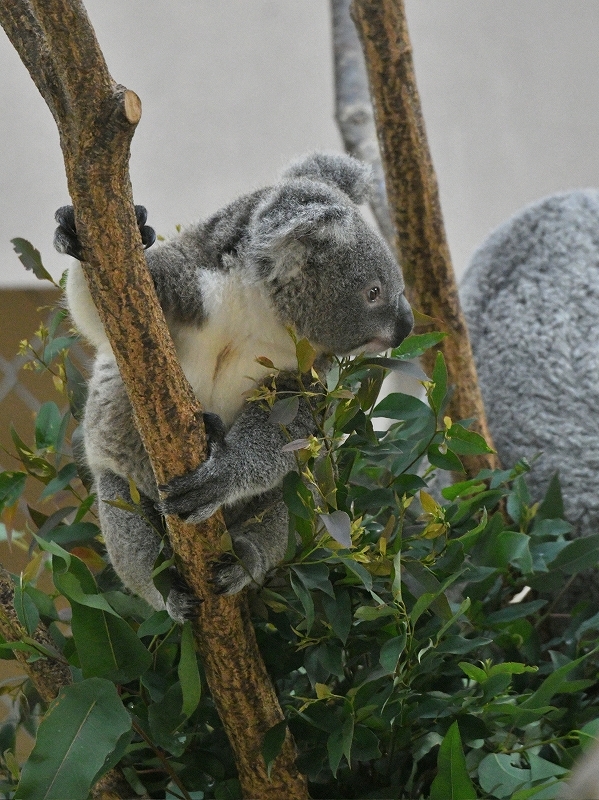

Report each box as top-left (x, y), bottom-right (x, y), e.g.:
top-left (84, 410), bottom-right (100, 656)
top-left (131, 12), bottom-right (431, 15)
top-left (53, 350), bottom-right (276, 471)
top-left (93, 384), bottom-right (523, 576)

top-left (0, 2), bottom-right (308, 797)
top-left (0, 0), bottom-right (68, 124)
top-left (350, 0), bottom-right (499, 477)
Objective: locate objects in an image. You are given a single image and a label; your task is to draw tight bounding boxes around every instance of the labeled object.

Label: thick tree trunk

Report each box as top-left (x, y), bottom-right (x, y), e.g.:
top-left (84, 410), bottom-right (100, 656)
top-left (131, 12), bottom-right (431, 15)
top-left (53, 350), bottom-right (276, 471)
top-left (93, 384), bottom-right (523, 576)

top-left (0, 2), bottom-right (308, 798)
top-left (349, 0), bottom-right (499, 477)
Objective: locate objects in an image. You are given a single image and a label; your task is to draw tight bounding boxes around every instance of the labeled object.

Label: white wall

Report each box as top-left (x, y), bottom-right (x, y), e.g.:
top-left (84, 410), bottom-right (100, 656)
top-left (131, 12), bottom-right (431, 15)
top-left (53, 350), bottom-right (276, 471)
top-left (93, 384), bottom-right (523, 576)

top-left (1, 1), bottom-right (599, 287)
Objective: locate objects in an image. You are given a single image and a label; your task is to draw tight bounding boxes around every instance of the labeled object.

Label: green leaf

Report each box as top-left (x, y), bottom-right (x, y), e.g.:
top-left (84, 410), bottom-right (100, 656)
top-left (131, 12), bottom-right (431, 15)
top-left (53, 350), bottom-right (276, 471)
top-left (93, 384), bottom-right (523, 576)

top-left (291, 563), bottom-right (335, 598)
top-left (10, 427), bottom-right (55, 479)
top-left (536, 472), bottom-right (564, 520)
top-left (282, 471), bottom-right (313, 520)
top-left (392, 331), bottom-right (447, 360)
top-left (430, 351), bottom-right (449, 416)
top-left (148, 682), bottom-right (187, 755)
top-left (319, 510), bottom-right (351, 548)
top-left (446, 422), bottom-right (495, 455)
top-left (15, 678), bottom-right (131, 800)
top-left (39, 463), bottom-right (79, 501)
top-left (322, 588), bottom-right (352, 644)
top-left (11, 238), bottom-right (57, 285)
top-left (520, 651), bottom-right (596, 710)
top-left (55, 571), bottom-right (120, 616)
top-left (56, 557), bottom-right (152, 682)
top-left (35, 402), bottom-right (63, 451)
top-left (0, 471), bottom-right (27, 511)
top-left (137, 610), bottom-right (173, 638)
top-left (459, 662), bottom-right (488, 683)
top-left (379, 633), bottom-right (406, 674)
top-left (327, 712), bottom-right (354, 777)
top-left (546, 534), bottom-right (599, 575)
top-left (372, 392), bottom-right (432, 421)
top-left (428, 443), bottom-right (464, 473)
top-left (269, 396), bottom-right (300, 425)
top-left (262, 720), bottom-right (287, 779)
top-left (70, 602), bottom-right (153, 684)
top-left (296, 337), bottom-right (317, 373)
top-left (178, 621), bottom-right (201, 719)
top-left (214, 778), bottom-right (242, 800)
top-left (429, 721), bottom-right (478, 800)
top-left (478, 753), bottom-right (530, 799)
top-left (290, 571), bottom-right (315, 633)
top-left (42, 335), bottom-right (79, 365)
top-left (13, 581), bottom-right (39, 636)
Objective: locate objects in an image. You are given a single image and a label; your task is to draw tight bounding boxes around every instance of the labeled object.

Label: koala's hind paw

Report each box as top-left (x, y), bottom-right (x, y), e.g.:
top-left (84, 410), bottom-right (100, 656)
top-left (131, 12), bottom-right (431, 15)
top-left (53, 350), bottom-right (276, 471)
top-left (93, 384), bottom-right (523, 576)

top-left (209, 537), bottom-right (268, 595)
top-left (209, 553), bottom-right (253, 595)
top-left (166, 586), bottom-right (202, 624)
top-left (53, 204), bottom-right (155, 261)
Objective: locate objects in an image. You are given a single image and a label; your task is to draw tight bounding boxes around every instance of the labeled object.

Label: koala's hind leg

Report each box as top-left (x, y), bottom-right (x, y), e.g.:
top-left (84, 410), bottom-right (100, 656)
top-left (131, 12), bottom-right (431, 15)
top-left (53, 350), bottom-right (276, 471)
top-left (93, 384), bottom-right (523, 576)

top-left (212, 488), bottom-right (291, 595)
top-left (96, 471), bottom-right (199, 623)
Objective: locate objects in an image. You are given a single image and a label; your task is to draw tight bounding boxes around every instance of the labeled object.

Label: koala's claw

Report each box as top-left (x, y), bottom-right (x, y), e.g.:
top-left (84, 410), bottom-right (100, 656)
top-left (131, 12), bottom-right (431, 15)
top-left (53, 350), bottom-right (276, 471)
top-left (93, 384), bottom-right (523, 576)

top-left (54, 206), bottom-right (81, 260)
top-left (166, 587), bottom-right (203, 624)
top-left (202, 412), bottom-right (227, 450)
top-left (53, 203), bottom-right (156, 261)
top-left (135, 205), bottom-right (156, 250)
top-left (164, 569), bottom-right (202, 623)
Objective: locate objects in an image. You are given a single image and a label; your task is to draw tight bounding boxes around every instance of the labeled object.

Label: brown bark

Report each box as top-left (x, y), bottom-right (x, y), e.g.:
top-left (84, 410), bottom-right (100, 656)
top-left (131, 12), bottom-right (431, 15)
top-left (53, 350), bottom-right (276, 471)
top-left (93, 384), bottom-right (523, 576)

top-left (350, 0), bottom-right (499, 477)
top-left (0, 2), bottom-right (308, 797)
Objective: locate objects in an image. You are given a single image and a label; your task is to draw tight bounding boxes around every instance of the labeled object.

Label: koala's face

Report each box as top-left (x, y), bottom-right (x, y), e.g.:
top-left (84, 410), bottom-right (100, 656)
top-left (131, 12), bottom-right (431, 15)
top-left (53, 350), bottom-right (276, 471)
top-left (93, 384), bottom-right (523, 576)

top-left (248, 178), bottom-right (413, 357)
top-left (293, 215), bottom-right (414, 355)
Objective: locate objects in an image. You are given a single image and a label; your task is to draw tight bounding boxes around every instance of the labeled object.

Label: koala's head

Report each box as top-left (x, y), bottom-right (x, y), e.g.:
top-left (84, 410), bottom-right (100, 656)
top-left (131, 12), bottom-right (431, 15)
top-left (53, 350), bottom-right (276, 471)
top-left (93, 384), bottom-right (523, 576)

top-left (245, 153), bottom-right (413, 356)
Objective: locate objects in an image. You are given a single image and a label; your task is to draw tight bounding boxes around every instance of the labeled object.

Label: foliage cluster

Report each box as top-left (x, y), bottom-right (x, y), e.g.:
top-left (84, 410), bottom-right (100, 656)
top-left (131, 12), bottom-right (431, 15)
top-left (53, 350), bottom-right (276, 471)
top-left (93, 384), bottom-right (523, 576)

top-left (1, 245), bottom-right (599, 799)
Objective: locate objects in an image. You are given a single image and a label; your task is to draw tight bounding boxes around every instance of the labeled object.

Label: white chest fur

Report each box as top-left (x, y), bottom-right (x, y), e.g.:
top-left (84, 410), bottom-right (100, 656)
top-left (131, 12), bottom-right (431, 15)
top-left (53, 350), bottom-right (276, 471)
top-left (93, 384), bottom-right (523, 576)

top-left (170, 270), bottom-right (298, 427)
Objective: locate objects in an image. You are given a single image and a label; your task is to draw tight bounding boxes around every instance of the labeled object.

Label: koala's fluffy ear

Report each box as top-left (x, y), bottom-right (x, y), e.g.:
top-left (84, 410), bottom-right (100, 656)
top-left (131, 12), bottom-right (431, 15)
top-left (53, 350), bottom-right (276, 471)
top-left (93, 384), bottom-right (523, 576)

top-left (248, 183), bottom-right (349, 278)
top-left (281, 152), bottom-right (372, 204)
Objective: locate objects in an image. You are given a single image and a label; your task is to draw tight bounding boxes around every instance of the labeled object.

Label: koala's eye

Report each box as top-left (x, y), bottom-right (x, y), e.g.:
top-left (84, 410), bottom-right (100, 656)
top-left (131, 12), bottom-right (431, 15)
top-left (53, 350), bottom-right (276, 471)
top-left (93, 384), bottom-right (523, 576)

top-left (368, 286), bottom-right (381, 302)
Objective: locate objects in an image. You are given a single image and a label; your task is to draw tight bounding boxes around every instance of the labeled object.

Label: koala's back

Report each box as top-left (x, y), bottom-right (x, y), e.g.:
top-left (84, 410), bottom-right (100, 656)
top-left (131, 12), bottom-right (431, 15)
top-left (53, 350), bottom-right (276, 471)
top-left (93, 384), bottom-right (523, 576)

top-left (461, 190), bottom-right (599, 535)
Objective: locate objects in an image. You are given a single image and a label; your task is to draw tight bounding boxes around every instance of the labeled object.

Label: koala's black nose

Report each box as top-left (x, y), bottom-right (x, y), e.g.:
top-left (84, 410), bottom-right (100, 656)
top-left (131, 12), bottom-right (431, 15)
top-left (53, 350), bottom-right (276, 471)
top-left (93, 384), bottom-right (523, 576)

top-left (393, 295), bottom-right (414, 346)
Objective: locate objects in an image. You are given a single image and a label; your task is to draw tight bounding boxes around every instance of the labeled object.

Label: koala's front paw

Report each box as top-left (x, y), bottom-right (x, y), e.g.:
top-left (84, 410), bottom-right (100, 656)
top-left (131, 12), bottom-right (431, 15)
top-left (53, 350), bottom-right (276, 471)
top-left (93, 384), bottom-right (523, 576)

top-left (159, 461), bottom-right (228, 522)
top-left (159, 413), bottom-right (231, 522)
top-left (53, 204), bottom-right (156, 261)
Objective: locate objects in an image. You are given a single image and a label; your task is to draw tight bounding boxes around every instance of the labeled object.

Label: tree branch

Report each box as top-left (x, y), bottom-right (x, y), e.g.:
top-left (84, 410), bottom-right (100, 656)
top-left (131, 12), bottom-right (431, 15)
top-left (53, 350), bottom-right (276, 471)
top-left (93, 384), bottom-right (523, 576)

top-left (350, 0), bottom-right (499, 477)
top-left (0, 2), bottom-right (308, 796)
top-left (330, 0), bottom-right (396, 251)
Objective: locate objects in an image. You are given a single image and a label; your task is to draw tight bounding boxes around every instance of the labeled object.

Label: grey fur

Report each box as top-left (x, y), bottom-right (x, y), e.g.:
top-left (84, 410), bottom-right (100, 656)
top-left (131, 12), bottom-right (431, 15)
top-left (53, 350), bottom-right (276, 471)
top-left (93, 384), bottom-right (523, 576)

top-left (461, 189), bottom-right (599, 538)
top-left (59, 152), bottom-right (413, 622)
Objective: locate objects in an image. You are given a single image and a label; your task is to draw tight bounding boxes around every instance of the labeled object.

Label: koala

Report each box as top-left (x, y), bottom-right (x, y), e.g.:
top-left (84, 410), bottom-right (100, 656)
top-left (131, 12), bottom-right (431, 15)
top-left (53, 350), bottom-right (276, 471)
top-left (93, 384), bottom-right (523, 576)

top-left (55, 152), bottom-right (414, 622)
top-left (460, 189), bottom-right (599, 541)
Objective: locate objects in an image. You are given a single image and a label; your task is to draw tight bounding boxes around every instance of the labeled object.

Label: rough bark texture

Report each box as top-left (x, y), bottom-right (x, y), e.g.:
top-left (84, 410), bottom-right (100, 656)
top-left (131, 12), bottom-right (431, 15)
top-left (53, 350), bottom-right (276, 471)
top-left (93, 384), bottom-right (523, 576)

top-left (0, 2), bottom-right (308, 798)
top-left (350, 0), bottom-right (499, 477)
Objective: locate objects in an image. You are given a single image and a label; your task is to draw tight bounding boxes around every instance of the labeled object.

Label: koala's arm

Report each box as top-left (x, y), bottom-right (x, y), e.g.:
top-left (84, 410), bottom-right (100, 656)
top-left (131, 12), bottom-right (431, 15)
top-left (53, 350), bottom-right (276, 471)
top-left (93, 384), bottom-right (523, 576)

top-left (160, 373), bottom-right (319, 522)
